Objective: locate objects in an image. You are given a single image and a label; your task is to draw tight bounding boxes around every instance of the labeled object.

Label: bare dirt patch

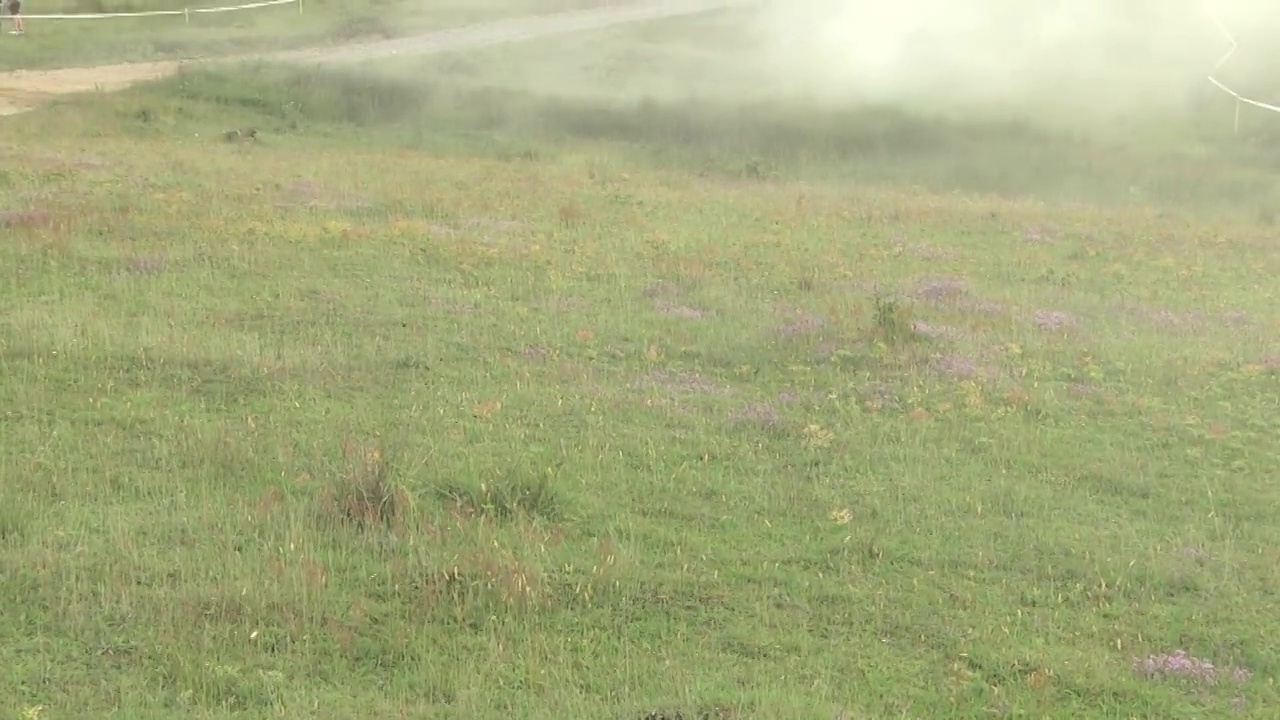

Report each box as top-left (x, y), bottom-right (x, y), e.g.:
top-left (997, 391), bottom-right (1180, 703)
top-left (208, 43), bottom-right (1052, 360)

top-left (0, 61), bottom-right (181, 115)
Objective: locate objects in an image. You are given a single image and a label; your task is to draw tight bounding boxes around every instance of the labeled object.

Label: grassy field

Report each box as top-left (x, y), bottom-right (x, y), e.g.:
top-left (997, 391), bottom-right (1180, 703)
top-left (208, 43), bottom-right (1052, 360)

top-left (0, 0), bottom-right (613, 70)
top-left (3, 6), bottom-right (1280, 719)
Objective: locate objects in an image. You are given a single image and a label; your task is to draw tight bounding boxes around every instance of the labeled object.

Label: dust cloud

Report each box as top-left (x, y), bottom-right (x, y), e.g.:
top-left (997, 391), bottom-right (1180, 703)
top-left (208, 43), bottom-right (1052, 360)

top-left (747, 0), bottom-right (1280, 124)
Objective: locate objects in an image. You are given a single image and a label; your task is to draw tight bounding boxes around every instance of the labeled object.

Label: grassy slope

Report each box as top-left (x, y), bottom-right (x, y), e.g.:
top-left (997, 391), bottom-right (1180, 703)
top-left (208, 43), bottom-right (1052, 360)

top-left (0, 0), bottom-right (611, 70)
top-left (3, 10), bottom-right (1280, 720)
top-left (358, 9), bottom-right (1280, 216)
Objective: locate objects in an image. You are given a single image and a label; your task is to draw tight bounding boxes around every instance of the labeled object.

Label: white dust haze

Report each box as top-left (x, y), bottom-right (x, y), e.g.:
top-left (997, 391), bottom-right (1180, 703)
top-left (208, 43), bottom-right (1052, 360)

top-left (747, 0), bottom-right (1280, 123)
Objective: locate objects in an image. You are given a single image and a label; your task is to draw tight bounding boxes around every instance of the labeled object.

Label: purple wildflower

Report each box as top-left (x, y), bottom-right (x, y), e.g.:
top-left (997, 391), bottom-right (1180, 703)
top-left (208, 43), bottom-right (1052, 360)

top-left (893, 239), bottom-right (957, 260)
top-left (858, 382), bottom-right (899, 410)
top-left (125, 255), bottom-right (166, 275)
top-left (1022, 227), bottom-right (1052, 244)
top-left (1177, 546), bottom-right (1210, 561)
top-left (911, 321), bottom-right (961, 341)
top-left (1143, 308), bottom-right (1199, 330)
top-left (644, 370), bottom-right (731, 396)
top-left (464, 217), bottom-right (524, 233)
top-left (653, 301), bottom-right (711, 320)
top-left (1222, 310), bottom-right (1249, 326)
top-left (812, 341), bottom-right (838, 362)
top-left (1033, 309), bottom-right (1078, 331)
top-left (960, 299), bottom-right (1007, 316)
top-left (0, 208), bottom-right (51, 229)
top-left (1067, 382), bottom-right (1102, 397)
top-left (521, 344), bottom-right (549, 361)
top-left (641, 280), bottom-right (688, 299)
top-left (727, 402), bottom-right (783, 430)
top-left (775, 313), bottom-right (825, 338)
top-left (914, 277), bottom-right (967, 302)
top-left (933, 354), bottom-right (979, 379)
top-left (287, 180), bottom-right (321, 200)
top-left (1132, 650), bottom-right (1251, 685)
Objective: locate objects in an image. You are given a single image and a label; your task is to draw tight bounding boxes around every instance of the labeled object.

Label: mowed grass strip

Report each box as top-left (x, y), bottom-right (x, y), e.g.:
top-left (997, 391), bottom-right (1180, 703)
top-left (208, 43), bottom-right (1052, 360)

top-left (1, 69), bottom-right (1279, 719)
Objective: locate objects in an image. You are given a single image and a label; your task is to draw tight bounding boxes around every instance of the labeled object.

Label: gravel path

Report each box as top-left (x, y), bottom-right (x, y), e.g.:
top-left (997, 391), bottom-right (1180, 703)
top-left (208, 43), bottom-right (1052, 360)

top-left (0, 0), bottom-right (741, 115)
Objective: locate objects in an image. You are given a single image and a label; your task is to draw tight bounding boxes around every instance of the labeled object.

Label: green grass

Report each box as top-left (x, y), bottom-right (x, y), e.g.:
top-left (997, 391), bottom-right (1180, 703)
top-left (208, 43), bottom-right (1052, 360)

top-left (2, 10), bottom-right (1280, 719)
top-left (337, 7), bottom-right (1280, 216)
top-left (0, 0), bottom-right (612, 70)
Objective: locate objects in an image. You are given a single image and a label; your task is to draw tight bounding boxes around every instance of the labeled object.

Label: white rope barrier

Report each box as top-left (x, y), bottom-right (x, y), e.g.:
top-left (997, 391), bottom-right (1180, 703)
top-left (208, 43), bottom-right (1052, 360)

top-left (18, 0), bottom-right (300, 21)
top-left (191, 0), bottom-right (298, 14)
top-left (1204, 5), bottom-right (1280, 134)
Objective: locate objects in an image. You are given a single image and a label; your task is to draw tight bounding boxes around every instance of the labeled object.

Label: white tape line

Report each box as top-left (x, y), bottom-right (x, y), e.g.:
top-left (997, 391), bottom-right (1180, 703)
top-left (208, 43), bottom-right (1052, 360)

top-left (1206, 75), bottom-right (1237, 98)
top-left (1205, 5), bottom-right (1280, 115)
top-left (1236, 96), bottom-right (1280, 114)
top-left (21, 9), bottom-right (186, 18)
top-left (191, 0), bottom-right (296, 13)
top-left (22, 0), bottom-right (296, 20)
top-left (1205, 9), bottom-right (1236, 69)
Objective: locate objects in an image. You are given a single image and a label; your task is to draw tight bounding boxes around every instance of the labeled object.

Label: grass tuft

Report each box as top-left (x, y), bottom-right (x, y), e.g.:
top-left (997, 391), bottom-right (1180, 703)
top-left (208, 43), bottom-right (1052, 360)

top-left (869, 291), bottom-right (917, 346)
top-left (434, 473), bottom-right (561, 522)
top-left (319, 437), bottom-right (410, 531)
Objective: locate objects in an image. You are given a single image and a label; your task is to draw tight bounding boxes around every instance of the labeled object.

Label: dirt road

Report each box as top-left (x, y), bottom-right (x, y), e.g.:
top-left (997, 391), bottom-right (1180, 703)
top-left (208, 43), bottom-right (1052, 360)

top-left (0, 0), bottom-right (739, 116)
